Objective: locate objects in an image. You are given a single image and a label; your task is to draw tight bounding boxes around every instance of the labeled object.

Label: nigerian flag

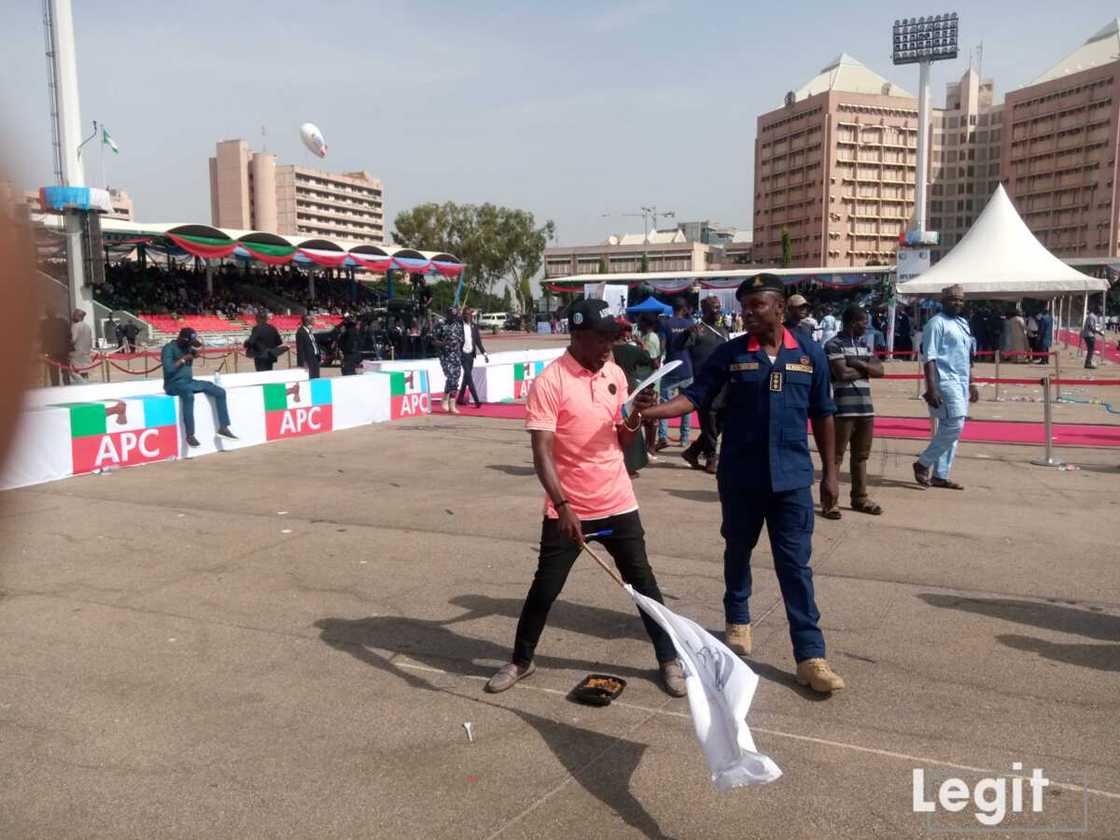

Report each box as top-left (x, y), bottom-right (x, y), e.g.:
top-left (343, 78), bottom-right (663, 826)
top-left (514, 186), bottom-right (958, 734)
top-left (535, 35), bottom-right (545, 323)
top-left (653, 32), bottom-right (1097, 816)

top-left (102, 126), bottom-right (119, 154)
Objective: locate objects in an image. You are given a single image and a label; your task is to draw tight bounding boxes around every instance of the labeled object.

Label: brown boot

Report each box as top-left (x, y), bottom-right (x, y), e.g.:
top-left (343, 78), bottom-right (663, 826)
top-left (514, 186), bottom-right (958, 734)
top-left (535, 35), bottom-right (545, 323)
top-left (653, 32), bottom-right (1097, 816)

top-left (704, 454), bottom-right (719, 475)
top-left (796, 658), bottom-right (846, 693)
top-left (725, 623), bottom-right (752, 656)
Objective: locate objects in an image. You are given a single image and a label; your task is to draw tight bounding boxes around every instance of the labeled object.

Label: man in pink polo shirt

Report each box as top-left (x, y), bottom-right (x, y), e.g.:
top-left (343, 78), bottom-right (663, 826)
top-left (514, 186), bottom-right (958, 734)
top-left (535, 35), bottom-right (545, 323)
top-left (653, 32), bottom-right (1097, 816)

top-left (485, 299), bottom-right (687, 697)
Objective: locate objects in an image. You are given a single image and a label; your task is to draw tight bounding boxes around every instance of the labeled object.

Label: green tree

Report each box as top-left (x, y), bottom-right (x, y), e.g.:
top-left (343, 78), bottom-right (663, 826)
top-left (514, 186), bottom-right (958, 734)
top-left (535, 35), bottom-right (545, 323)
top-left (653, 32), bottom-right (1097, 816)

top-left (780, 229), bottom-right (793, 268)
top-left (502, 286), bottom-right (512, 309)
top-left (394, 202), bottom-right (553, 311)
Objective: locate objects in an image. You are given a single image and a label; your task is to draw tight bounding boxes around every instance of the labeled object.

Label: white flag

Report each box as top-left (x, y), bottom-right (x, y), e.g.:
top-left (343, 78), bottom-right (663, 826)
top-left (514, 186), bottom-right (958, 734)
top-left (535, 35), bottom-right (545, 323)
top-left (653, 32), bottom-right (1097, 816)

top-left (627, 585), bottom-right (782, 790)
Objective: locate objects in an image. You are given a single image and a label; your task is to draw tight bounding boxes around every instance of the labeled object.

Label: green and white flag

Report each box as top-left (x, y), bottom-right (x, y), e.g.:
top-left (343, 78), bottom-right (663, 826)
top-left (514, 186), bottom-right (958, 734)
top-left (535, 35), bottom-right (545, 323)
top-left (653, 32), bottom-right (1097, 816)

top-left (102, 126), bottom-right (119, 154)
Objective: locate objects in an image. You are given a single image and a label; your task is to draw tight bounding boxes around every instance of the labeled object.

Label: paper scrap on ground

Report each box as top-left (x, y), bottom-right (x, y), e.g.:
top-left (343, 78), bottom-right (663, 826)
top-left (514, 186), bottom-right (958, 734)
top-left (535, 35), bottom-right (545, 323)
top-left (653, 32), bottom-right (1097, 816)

top-left (627, 585), bottom-right (782, 790)
top-left (624, 360), bottom-right (681, 409)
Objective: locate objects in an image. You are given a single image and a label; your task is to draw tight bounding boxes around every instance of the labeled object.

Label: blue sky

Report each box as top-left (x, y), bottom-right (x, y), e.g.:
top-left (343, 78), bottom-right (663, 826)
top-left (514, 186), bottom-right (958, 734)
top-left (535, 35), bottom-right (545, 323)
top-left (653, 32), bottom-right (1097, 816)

top-left (1, 0), bottom-right (1116, 246)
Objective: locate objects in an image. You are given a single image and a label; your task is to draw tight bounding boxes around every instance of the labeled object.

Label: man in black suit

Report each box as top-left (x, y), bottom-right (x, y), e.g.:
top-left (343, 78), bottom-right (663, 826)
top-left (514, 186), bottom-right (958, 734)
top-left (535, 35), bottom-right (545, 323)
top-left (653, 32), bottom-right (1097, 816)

top-left (456, 307), bottom-right (490, 408)
top-left (244, 311), bottom-right (285, 372)
top-left (295, 314), bottom-right (321, 379)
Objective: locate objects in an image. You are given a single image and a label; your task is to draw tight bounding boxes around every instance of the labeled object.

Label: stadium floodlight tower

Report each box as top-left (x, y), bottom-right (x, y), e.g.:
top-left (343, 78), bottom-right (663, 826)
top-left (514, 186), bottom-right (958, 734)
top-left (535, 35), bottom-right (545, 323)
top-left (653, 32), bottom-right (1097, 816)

top-left (888, 12), bottom-right (958, 352)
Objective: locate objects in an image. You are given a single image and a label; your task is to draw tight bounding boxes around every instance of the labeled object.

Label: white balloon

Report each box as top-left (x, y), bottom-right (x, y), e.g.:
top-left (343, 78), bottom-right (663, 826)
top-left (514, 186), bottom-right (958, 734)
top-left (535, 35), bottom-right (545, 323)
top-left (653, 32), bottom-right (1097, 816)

top-left (299, 122), bottom-right (327, 158)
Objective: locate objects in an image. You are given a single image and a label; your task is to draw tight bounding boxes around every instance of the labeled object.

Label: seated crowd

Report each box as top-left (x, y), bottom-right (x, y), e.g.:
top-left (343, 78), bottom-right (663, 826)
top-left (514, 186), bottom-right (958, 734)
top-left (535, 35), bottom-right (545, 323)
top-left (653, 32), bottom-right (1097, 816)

top-left (96, 262), bottom-right (380, 334)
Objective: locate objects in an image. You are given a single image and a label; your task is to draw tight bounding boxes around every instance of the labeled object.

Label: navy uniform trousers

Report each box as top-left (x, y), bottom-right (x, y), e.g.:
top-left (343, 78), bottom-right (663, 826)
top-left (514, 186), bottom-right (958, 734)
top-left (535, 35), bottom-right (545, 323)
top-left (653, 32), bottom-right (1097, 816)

top-left (720, 485), bottom-right (824, 662)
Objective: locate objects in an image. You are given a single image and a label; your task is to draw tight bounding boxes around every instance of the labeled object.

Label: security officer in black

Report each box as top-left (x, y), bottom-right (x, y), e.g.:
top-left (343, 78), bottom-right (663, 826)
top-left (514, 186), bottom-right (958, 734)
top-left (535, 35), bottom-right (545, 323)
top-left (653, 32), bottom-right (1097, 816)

top-left (640, 274), bottom-right (846, 693)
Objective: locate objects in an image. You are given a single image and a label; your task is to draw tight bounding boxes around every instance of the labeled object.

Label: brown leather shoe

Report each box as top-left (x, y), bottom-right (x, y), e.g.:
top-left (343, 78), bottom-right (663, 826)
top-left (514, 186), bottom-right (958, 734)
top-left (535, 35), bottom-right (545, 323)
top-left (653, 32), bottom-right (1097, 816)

top-left (704, 454), bottom-right (719, 475)
top-left (654, 439), bottom-right (670, 452)
top-left (796, 658), bottom-right (846, 693)
top-left (485, 662), bottom-right (535, 693)
top-left (725, 623), bottom-right (752, 656)
top-left (659, 660), bottom-right (687, 697)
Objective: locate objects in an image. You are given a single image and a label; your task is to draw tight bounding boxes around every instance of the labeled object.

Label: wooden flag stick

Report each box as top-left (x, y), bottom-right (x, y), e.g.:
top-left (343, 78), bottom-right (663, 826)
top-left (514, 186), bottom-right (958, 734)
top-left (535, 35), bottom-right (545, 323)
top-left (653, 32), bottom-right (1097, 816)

top-left (579, 541), bottom-right (625, 588)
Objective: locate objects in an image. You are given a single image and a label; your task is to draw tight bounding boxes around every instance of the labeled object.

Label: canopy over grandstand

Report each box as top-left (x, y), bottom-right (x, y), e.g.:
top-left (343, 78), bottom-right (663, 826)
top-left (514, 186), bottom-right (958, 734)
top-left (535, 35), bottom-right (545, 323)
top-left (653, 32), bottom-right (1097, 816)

top-left (34, 217), bottom-right (464, 276)
top-left (543, 266), bottom-right (894, 294)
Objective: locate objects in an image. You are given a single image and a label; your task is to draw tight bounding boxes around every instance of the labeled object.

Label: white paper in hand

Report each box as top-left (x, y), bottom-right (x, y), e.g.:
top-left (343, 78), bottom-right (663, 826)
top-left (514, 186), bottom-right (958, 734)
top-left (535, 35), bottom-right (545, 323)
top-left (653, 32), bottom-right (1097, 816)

top-left (624, 360), bottom-right (681, 409)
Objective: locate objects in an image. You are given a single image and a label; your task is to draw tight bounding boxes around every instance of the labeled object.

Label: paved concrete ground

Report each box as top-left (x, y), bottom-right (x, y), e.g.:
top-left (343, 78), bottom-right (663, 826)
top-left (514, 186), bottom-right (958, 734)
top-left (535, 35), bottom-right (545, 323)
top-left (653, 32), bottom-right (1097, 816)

top-left (1, 402), bottom-right (1118, 838)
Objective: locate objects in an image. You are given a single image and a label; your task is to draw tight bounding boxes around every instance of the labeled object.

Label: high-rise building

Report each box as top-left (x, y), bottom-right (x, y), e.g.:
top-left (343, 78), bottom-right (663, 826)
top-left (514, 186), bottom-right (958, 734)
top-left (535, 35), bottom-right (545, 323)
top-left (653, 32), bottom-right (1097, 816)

top-left (927, 67), bottom-right (1005, 258)
top-left (753, 54), bottom-right (917, 267)
top-left (208, 139), bottom-right (384, 242)
top-left (1001, 19), bottom-right (1120, 257)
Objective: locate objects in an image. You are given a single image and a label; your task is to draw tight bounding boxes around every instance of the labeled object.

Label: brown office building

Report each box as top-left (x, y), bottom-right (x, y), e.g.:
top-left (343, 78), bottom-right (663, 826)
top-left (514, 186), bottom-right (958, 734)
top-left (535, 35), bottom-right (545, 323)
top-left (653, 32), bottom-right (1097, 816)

top-left (1001, 19), bottom-right (1120, 258)
top-left (754, 54), bottom-right (918, 267)
top-left (928, 67), bottom-right (1005, 259)
top-left (209, 139), bottom-right (384, 241)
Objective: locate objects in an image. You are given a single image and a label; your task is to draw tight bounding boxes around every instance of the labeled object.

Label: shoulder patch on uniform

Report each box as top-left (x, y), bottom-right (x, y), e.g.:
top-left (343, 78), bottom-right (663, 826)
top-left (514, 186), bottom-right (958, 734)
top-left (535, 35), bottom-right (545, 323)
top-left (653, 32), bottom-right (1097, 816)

top-left (799, 356), bottom-right (810, 366)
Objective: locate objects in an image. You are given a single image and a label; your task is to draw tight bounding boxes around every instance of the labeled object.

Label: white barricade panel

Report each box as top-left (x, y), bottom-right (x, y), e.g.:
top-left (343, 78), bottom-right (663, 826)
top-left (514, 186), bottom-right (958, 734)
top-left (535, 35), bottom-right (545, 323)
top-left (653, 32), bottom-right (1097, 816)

top-left (335, 374), bottom-right (390, 428)
top-left (477, 364), bottom-right (514, 404)
top-left (182, 383), bottom-right (267, 459)
top-left (0, 406), bottom-right (77, 490)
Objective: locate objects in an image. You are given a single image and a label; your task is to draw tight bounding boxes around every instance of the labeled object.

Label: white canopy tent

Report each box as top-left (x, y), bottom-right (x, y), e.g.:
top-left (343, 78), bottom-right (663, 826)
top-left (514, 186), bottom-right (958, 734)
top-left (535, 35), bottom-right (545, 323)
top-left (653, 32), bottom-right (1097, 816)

top-left (896, 185), bottom-right (1110, 300)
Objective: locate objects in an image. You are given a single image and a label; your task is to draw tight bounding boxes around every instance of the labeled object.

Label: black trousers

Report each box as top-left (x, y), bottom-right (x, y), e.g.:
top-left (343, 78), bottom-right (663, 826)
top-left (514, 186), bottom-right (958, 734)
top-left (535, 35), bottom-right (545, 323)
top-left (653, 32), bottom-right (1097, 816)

top-left (457, 352), bottom-right (481, 405)
top-left (687, 389), bottom-right (725, 459)
top-left (1084, 336), bottom-right (1097, 368)
top-left (341, 354), bottom-right (361, 376)
top-left (304, 359), bottom-right (321, 379)
top-left (688, 406), bottom-right (721, 458)
top-left (254, 358), bottom-right (274, 372)
top-left (511, 511), bottom-right (677, 666)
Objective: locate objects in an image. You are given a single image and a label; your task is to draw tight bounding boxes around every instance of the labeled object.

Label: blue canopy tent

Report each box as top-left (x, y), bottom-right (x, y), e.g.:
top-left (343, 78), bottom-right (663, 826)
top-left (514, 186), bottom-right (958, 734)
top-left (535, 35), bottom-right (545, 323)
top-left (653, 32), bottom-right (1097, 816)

top-left (625, 297), bottom-right (673, 318)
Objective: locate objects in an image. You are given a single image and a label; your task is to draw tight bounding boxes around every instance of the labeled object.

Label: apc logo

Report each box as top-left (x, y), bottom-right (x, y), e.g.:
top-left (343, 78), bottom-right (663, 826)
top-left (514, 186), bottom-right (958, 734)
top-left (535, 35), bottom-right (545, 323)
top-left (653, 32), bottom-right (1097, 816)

top-left (65, 396), bottom-right (179, 475)
top-left (514, 361), bottom-right (545, 399)
top-left (263, 379), bottom-right (333, 440)
top-left (389, 370), bottom-right (430, 419)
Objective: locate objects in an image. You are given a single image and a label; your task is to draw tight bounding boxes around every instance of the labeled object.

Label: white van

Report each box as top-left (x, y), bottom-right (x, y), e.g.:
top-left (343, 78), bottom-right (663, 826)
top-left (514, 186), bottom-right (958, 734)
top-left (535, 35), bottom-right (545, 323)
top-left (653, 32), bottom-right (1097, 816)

top-left (478, 312), bottom-right (508, 330)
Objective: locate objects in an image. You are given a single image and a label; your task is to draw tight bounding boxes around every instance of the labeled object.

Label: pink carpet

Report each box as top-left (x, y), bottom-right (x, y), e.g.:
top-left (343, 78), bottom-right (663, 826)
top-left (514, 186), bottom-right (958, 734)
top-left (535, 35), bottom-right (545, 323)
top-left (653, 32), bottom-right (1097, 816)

top-left (1059, 329), bottom-right (1120, 365)
top-left (438, 402), bottom-right (1120, 449)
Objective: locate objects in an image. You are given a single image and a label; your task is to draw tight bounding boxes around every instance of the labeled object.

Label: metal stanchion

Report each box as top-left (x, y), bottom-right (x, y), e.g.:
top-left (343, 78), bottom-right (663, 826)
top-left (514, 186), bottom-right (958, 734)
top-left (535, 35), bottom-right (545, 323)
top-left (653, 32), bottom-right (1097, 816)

top-left (1031, 375), bottom-right (1063, 468)
top-left (1054, 350), bottom-right (1061, 402)
top-left (993, 350), bottom-right (1001, 402)
top-left (102, 355), bottom-right (110, 383)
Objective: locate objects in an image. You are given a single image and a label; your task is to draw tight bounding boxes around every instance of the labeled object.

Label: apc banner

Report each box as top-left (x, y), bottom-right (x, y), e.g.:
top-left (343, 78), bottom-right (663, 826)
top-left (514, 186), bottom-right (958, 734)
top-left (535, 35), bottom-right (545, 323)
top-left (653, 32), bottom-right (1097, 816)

top-left (389, 370), bottom-right (430, 419)
top-left (65, 395), bottom-right (179, 475)
top-left (513, 361), bottom-right (545, 399)
top-left (263, 378), bottom-right (333, 440)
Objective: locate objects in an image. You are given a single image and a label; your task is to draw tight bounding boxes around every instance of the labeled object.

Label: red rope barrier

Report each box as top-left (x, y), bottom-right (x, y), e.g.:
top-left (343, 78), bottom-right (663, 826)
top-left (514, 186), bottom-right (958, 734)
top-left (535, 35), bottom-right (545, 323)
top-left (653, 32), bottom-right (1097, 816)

top-left (42, 355), bottom-right (104, 373)
top-left (881, 373), bottom-right (1120, 386)
top-left (107, 359), bottom-right (164, 375)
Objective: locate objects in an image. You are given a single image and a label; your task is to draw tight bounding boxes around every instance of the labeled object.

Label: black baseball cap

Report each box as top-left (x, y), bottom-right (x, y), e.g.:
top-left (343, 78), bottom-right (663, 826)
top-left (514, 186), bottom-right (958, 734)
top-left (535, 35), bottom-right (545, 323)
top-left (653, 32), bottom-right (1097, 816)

top-left (568, 299), bottom-right (623, 335)
top-left (176, 327), bottom-right (201, 347)
top-left (736, 273), bottom-right (786, 300)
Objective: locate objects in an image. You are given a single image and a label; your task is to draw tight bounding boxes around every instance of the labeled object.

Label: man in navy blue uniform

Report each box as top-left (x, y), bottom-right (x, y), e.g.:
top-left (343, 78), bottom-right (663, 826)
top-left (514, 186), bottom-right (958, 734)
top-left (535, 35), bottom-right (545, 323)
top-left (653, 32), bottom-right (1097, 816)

top-left (640, 274), bottom-right (845, 693)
